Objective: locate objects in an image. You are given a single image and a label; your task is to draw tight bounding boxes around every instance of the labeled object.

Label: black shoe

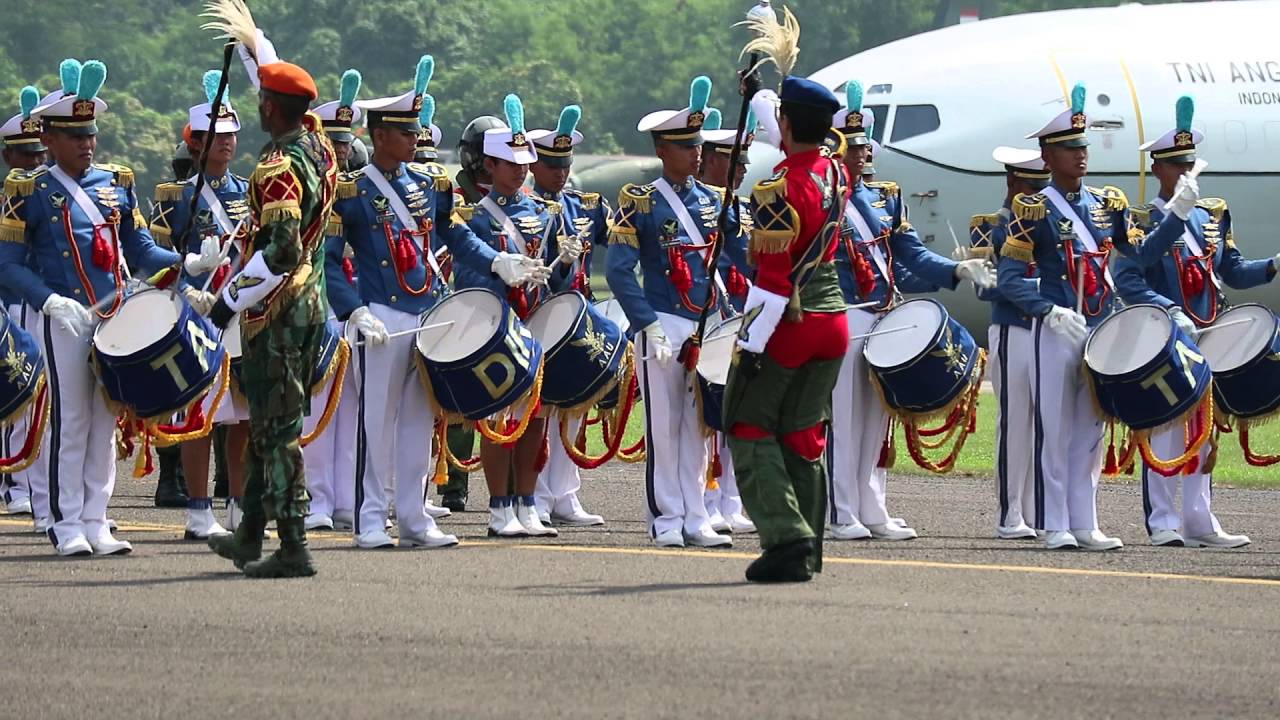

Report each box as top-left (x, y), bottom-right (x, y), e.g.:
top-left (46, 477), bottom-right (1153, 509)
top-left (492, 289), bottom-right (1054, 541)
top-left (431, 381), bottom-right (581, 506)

top-left (208, 525), bottom-right (264, 569)
top-left (745, 539), bottom-right (815, 584)
top-left (441, 491), bottom-right (467, 513)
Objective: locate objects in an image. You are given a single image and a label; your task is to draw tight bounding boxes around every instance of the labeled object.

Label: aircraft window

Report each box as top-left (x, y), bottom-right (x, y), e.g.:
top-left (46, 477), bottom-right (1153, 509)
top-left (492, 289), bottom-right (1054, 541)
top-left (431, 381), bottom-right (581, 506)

top-left (891, 105), bottom-right (940, 142)
top-left (1224, 121), bottom-right (1247, 153)
top-left (868, 83), bottom-right (892, 95)
top-left (866, 104), bottom-right (888, 143)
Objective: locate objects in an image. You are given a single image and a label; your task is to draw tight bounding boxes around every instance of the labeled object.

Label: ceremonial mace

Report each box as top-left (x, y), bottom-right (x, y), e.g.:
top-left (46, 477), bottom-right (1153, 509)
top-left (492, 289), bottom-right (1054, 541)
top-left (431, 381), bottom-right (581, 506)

top-left (176, 41), bottom-right (238, 264)
top-left (679, 0), bottom-right (795, 370)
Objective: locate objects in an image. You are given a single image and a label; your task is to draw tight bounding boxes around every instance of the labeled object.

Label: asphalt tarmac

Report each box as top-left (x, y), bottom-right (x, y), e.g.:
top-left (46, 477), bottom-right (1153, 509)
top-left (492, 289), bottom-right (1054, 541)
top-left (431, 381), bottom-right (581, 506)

top-left (2, 462), bottom-right (1279, 719)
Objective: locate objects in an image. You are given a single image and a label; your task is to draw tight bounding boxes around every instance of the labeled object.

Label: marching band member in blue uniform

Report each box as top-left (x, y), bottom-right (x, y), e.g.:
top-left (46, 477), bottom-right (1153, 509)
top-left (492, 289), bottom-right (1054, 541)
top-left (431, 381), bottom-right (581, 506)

top-left (605, 76), bottom-right (738, 549)
top-left (0, 85), bottom-right (46, 522)
top-left (150, 70), bottom-right (253, 541)
top-left (997, 83), bottom-right (1189, 551)
top-left (825, 81), bottom-right (994, 542)
top-left (327, 58), bottom-right (547, 550)
top-left (698, 105), bottom-right (756, 535)
top-left (304, 69), bottom-right (364, 532)
top-left (455, 93), bottom-right (578, 539)
top-left (1112, 96), bottom-right (1274, 549)
top-left (969, 146), bottom-right (1049, 540)
top-left (527, 104), bottom-right (609, 528)
top-left (0, 60), bottom-right (191, 557)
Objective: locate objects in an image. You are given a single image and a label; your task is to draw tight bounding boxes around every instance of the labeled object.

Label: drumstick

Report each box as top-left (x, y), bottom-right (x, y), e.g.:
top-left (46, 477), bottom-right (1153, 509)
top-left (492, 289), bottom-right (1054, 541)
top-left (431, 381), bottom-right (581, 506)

top-left (849, 324), bottom-right (917, 344)
top-left (947, 219), bottom-right (966, 260)
top-left (199, 220), bottom-right (244, 293)
top-left (354, 320), bottom-right (455, 347)
top-left (1075, 254), bottom-right (1086, 315)
top-left (1195, 317), bottom-right (1254, 334)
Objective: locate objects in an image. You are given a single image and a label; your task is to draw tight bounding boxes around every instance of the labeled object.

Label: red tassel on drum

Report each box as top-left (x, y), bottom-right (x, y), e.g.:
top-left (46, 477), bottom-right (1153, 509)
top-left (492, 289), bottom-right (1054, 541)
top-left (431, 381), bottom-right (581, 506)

top-left (876, 421), bottom-right (895, 469)
top-left (1181, 261), bottom-right (1205, 299)
top-left (342, 257), bottom-right (356, 285)
top-left (727, 266), bottom-right (749, 299)
top-left (507, 287), bottom-right (529, 319)
top-left (534, 427), bottom-right (550, 473)
top-left (666, 246), bottom-right (693, 293)
top-left (1103, 423), bottom-right (1120, 476)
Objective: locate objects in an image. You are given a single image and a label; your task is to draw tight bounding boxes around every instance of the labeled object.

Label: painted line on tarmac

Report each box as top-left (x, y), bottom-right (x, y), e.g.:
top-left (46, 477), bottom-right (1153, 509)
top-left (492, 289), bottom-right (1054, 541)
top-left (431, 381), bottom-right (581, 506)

top-left (512, 543), bottom-right (1280, 588)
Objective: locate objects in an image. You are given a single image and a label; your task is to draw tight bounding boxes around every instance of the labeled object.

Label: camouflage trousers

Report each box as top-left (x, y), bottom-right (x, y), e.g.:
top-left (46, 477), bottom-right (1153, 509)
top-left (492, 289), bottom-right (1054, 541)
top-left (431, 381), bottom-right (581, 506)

top-left (239, 321), bottom-right (323, 523)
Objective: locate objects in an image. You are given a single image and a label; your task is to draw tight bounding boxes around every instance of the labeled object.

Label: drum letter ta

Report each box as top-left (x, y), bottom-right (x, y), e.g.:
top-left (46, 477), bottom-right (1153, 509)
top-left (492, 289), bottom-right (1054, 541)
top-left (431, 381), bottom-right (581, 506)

top-left (1139, 341), bottom-right (1205, 406)
top-left (148, 320), bottom-right (220, 393)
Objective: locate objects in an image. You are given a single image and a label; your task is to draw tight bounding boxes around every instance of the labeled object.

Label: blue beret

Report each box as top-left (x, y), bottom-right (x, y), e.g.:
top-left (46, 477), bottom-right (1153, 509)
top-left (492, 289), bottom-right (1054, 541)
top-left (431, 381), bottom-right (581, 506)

top-left (779, 76), bottom-right (840, 115)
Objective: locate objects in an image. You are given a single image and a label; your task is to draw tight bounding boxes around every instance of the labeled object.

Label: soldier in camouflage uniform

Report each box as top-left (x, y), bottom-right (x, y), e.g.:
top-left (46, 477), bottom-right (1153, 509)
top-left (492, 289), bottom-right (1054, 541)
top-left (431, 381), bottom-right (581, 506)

top-left (206, 59), bottom-right (338, 578)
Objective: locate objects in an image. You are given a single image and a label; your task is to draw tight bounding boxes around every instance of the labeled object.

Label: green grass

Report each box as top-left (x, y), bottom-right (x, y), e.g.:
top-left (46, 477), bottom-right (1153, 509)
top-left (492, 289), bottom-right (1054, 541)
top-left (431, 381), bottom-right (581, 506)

top-left (580, 392), bottom-right (1280, 489)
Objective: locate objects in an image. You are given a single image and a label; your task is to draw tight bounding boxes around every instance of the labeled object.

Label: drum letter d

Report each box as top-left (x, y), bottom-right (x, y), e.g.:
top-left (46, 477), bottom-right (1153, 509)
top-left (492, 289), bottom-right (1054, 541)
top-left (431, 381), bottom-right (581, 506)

top-left (473, 354), bottom-right (517, 399)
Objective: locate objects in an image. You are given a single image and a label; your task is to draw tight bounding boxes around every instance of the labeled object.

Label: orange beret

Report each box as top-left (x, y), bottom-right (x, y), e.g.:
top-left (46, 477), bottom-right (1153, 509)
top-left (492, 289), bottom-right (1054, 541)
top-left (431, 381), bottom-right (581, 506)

top-left (258, 61), bottom-right (318, 101)
top-left (182, 123), bottom-right (194, 149)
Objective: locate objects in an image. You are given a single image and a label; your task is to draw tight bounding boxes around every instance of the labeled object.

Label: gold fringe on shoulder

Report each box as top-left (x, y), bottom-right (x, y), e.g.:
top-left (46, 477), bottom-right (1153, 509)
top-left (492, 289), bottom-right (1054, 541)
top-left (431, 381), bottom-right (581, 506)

top-left (751, 170), bottom-right (788, 207)
top-left (541, 199), bottom-right (562, 216)
top-left (867, 180), bottom-right (899, 199)
top-left (450, 204), bottom-right (475, 226)
top-left (1092, 185), bottom-right (1128, 212)
top-left (336, 177), bottom-right (358, 200)
top-left (1000, 235), bottom-right (1035, 264)
top-left (1197, 197), bottom-right (1227, 222)
top-left (969, 213), bottom-right (999, 230)
top-left (749, 229), bottom-right (793, 256)
top-left (259, 200), bottom-right (301, 226)
top-left (95, 163), bottom-right (134, 188)
top-left (325, 212), bottom-right (343, 237)
top-left (1012, 193), bottom-right (1047, 222)
top-left (617, 184), bottom-right (653, 215)
top-left (3, 168), bottom-right (40, 198)
top-left (251, 155), bottom-right (293, 186)
top-left (578, 191), bottom-right (601, 210)
top-left (0, 217), bottom-right (26, 244)
top-left (153, 182), bottom-right (186, 204)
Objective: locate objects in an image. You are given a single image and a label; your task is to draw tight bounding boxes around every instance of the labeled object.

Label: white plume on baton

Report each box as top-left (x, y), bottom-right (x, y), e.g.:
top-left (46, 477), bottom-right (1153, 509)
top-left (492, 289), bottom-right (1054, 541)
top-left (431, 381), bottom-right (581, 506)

top-left (200, 0), bottom-right (278, 88)
top-left (737, 4), bottom-right (800, 77)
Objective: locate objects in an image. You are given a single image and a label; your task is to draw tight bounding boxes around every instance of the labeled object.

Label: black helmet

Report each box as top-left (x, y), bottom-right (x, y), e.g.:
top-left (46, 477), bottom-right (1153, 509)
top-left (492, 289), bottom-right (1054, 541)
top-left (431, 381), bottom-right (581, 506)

top-left (347, 137), bottom-right (369, 171)
top-left (459, 115), bottom-right (505, 177)
top-left (171, 142), bottom-right (193, 181)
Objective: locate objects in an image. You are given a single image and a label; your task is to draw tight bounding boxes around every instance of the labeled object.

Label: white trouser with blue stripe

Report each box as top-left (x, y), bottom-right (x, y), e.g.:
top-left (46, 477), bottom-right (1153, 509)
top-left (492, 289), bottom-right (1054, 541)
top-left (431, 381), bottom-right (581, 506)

top-left (827, 308), bottom-right (893, 527)
top-left (1142, 425), bottom-right (1220, 538)
top-left (535, 411), bottom-right (583, 516)
top-left (304, 318), bottom-right (357, 521)
top-left (989, 324), bottom-right (1036, 530)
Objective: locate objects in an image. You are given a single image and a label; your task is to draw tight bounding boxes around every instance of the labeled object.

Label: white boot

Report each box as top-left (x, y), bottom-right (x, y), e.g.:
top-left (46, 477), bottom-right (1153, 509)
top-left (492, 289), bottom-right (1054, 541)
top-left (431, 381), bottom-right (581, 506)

top-left (515, 497), bottom-right (558, 537)
top-left (184, 504), bottom-right (229, 540)
top-left (488, 498), bottom-right (527, 538)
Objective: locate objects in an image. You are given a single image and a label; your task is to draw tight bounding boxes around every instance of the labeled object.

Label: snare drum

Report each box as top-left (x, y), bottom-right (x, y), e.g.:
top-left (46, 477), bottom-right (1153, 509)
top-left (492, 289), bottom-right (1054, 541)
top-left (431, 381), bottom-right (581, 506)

top-left (593, 297), bottom-right (631, 337)
top-left (415, 288), bottom-right (543, 421)
top-left (1083, 304), bottom-right (1210, 430)
top-left (1195, 303), bottom-right (1280, 420)
top-left (0, 307), bottom-right (45, 425)
top-left (93, 288), bottom-right (226, 420)
top-left (525, 291), bottom-right (627, 410)
top-left (310, 321), bottom-right (347, 396)
top-left (696, 315), bottom-right (744, 432)
top-left (863, 298), bottom-right (979, 415)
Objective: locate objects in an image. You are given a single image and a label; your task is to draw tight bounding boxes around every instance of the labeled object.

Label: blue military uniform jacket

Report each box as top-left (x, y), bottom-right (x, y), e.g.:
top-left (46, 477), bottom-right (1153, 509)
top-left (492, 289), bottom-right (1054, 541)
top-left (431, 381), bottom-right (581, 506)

top-left (454, 188), bottom-right (572, 310)
top-left (149, 171), bottom-right (251, 289)
top-left (834, 179), bottom-right (958, 310)
top-left (533, 184), bottom-right (610, 301)
top-left (970, 206), bottom-right (1041, 328)
top-left (0, 163), bottom-right (181, 311)
top-left (604, 177), bottom-right (746, 331)
top-left (1112, 197), bottom-right (1274, 323)
top-left (996, 181), bottom-right (1183, 327)
top-left (711, 191), bottom-right (752, 315)
top-left (325, 161), bottom-right (496, 320)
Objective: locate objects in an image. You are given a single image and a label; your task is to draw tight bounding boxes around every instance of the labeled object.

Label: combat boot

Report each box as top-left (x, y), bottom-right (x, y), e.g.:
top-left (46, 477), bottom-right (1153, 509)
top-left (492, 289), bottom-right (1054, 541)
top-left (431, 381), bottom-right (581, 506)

top-left (154, 444), bottom-right (189, 508)
top-left (745, 539), bottom-right (814, 583)
top-left (211, 426), bottom-right (229, 499)
top-left (208, 518), bottom-right (265, 569)
top-left (242, 518), bottom-right (316, 578)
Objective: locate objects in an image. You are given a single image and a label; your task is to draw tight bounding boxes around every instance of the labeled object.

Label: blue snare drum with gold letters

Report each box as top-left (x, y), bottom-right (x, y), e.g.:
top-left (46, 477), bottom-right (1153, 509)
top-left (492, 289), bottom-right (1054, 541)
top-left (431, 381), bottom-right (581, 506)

top-left (1193, 303), bottom-right (1279, 420)
top-left (863, 298), bottom-right (979, 415)
top-left (310, 320), bottom-right (346, 395)
top-left (696, 315), bottom-right (743, 432)
top-left (0, 307), bottom-right (45, 424)
top-left (1083, 304), bottom-right (1210, 430)
top-left (92, 288), bottom-right (226, 420)
top-left (415, 288), bottom-right (543, 421)
top-left (526, 292), bottom-right (627, 410)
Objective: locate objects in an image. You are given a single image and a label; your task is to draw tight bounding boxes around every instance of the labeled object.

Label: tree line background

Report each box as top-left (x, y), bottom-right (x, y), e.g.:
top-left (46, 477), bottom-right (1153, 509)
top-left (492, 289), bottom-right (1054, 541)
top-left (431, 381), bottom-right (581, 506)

top-left (0, 0), bottom-right (1180, 191)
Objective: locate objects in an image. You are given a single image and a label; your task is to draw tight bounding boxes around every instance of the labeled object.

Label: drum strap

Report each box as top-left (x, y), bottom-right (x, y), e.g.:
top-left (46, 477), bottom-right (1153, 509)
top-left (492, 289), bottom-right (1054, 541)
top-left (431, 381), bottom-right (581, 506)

top-left (1042, 186), bottom-right (1115, 289)
top-left (845, 201), bottom-right (890, 281)
top-left (1152, 196), bottom-right (1219, 285)
top-left (479, 195), bottom-right (546, 262)
top-left (48, 165), bottom-right (130, 282)
top-left (190, 178), bottom-right (235, 235)
top-left (652, 178), bottom-right (728, 297)
top-left (364, 165), bottom-right (443, 276)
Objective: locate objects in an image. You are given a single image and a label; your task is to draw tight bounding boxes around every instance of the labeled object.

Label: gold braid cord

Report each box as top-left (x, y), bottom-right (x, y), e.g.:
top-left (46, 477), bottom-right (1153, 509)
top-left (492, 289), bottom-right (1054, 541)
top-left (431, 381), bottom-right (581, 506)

top-left (0, 376), bottom-right (50, 474)
top-left (899, 350), bottom-right (987, 474)
top-left (300, 339), bottom-right (349, 447)
top-left (474, 363), bottom-right (545, 445)
top-left (1135, 390), bottom-right (1215, 474)
top-left (149, 352), bottom-right (232, 446)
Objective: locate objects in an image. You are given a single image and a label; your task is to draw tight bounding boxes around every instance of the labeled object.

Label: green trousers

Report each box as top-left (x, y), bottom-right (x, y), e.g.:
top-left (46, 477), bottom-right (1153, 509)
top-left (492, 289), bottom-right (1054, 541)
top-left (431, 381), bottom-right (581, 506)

top-left (724, 351), bottom-right (843, 571)
top-left (239, 322), bottom-right (323, 523)
top-left (440, 421), bottom-right (474, 496)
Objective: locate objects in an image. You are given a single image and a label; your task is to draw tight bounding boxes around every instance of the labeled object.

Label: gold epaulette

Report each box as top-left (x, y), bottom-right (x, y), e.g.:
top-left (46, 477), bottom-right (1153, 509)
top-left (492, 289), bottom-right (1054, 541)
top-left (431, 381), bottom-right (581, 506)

top-left (326, 212), bottom-right (343, 237)
top-left (336, 171), bottom-right (359, 200)
top-left (1011, 193), bottom-right (1047, 222)
top-left (533, 197), bottom-right (562, 215)
top-left (1129, 203), bottom-right (1154, 229)
top-left (577, 191), bottom-right (601, 210)
top-left (968, 246), bottom-right (994, 259)
top-left (3, 166), bottom-right (45, 198)
top-left (94, 163), bottom-right (134, 188)
top-left (1196, 197), bottom-right (1228, 222)
top-left (450, 203), bottom-right (475, 225)
top-left (616, 183), bottom-right (653, 214)
top-left (408, 162), bottom-right (452, 192)
top-left (153, 182), bottom-right (186, 204)
top-left (608, 227), bottom-right (638, 248)
top-left (1000, 233), bottom-right (1036, 264)
top-left (866, 180), bottom-right (900, 200)
top-left (751, 168), bottom-right (788, 206)
top-left (250, 154), bottom-right (293, 186)
top-left (148, 223), bottom-right (172, 247)
top-left (700, 182), bottom-right (726, 197)
top-left (970, 212), bottom-right (1000, 231)
top-left (1089, 185), bottom-right (1128, 212)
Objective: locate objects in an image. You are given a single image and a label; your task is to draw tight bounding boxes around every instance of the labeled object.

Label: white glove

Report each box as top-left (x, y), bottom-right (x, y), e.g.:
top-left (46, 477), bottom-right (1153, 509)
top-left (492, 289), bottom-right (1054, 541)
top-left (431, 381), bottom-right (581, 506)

top-left (557, 234), bottom-right (585, 265)
top-left (1044, 305), bottom-right (1088, 348)
top-left (492, 252), bottom-right (552, 287)
top-left (749, 89), bottom-right (782, 149)
top-left (219, 251), bottom-right (286, 312)
top-left (955, 258), bottom-right (997, 289)
top-left (737, 285), bottom-right (789, 354)
top-left (1169, 174), bottom-right (1200, 220)
top-left (951, 246), bottom-right (971, 261)
top-left (349, 306), bottom-right (389, 345)
top-left (184, 236), bottom-right (226, 276)
top-left (182, 287), bottom-right (216, 316)
top-left (640, 321), bottom-right (673, 368)
top-left (42, 294), bottom-right (93, 337)
top-left (1169, 307), bottom-right (1197, 338)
